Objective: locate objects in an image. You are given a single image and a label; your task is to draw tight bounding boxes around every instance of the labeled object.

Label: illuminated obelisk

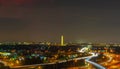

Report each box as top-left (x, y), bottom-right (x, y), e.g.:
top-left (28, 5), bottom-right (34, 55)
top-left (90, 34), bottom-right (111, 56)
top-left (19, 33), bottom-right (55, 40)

top-left (61, 35), bottom-right (64, 46)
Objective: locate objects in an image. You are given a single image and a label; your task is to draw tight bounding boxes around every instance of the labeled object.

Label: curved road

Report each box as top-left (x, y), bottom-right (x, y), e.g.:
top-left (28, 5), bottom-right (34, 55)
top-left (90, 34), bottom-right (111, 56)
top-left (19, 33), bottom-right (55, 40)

top-left (8, 52), bottom-right (106, 69)
top-left (85, 53), bottom-right (106, 69)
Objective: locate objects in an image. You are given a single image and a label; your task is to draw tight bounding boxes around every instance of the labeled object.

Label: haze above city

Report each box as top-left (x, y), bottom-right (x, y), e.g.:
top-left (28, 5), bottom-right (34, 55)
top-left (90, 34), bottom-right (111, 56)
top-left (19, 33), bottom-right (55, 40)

top-left (0, 0), bottom-right (120, 43)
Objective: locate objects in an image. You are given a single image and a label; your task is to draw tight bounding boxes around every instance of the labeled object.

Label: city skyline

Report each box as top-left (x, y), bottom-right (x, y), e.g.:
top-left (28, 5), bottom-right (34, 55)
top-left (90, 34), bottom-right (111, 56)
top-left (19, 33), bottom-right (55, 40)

top-left (0, 0), bottom-right (120, 43)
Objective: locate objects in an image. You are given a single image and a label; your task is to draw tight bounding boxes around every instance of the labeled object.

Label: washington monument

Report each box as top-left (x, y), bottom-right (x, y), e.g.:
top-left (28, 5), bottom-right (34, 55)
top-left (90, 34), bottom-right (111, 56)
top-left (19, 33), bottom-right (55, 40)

top-left (61, 35), bottom-right (64, 46)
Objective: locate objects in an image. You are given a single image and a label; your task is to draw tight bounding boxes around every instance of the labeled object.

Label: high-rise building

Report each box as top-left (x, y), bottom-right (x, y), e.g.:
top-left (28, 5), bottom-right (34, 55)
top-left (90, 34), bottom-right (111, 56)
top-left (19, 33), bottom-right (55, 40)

top-left (61, 35), bottom-right (64, 46)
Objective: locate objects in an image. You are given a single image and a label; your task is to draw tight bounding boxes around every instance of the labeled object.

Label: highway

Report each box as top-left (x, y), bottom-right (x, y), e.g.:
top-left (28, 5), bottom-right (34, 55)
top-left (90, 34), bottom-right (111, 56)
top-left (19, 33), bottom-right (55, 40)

top-left (8, 52), bottom-right (106, 69)
top-left (0, 48), bottom-right (107, 69)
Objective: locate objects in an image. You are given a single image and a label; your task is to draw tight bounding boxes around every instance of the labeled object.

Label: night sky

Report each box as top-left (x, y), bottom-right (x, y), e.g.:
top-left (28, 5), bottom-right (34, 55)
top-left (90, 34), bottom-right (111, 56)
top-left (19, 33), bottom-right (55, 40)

top-left (0, 0), bottom-right (120, 43)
